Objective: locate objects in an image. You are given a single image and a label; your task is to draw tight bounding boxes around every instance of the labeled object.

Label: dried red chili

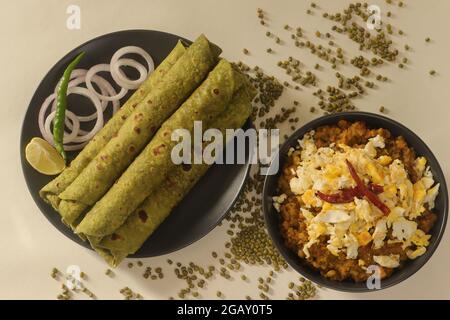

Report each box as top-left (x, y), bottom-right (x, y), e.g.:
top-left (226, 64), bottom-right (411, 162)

top-left (316, 189), bottom-right (356, 203)
top-left (345, 160), bottom-right (390, 215)
top-left (316, 184), bottom-right (383, 204)
top-left (368, 183), bottom-right (384, 194)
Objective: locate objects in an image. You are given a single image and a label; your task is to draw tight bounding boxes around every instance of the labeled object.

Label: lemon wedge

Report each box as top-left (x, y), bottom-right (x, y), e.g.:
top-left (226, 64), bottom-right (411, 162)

top-left (25, 137), bottom-right (65, 175)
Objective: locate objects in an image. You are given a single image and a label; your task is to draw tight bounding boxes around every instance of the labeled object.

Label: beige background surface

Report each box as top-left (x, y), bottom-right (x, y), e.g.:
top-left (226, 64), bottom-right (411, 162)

top-left (1, 0), bottom-right (449, 299)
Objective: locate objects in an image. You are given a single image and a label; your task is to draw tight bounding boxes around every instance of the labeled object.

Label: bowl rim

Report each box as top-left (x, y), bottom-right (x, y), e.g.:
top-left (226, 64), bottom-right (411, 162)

top-left (262, 111), bottom-right (448, 292)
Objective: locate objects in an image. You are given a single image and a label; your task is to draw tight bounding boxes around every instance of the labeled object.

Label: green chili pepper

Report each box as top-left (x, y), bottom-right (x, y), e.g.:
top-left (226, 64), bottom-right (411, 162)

top-left (54, 52), bottom-right (85, 161)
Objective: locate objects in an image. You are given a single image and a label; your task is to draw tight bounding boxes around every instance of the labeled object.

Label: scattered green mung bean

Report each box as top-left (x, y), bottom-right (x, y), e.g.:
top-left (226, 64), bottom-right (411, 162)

top-left (105, 269), bottom-right (113, 277)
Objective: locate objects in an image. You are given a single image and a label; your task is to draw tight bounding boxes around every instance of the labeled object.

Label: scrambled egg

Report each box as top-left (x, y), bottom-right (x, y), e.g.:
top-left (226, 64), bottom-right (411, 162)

top-left (373, 254), bottom-right (400, 268)
top-left (274, 131), bottom-right (439, 268)
top-left (272, 194), bottom-right (287, 212)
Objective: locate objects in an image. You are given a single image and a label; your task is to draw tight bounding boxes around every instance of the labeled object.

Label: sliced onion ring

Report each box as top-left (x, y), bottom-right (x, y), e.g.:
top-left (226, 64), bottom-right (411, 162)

top-left (39, 70), bottom-right (117, 148)
top-left (110, 46), bottom-right (154, 90)
top-left (38, 46), bottom-right (155, 152)
top-left (66, 74), bottom-right (119, 121)
top-left (54, 68), bottom-right (120, 118)
top-left (110, 58), bottom-right (148, 90)
top-left (63, 87), bottom-right (104, 143)
top-left (44, 110), bottom-right (80, 144)
top-left (39, 87), bottom-right (104, 146)
top-left (76, 71), bottom-right (120, 115)
top-left (39, 93), bottom-right (56, 142)
top-left (86, 64), bottom-right (128, 101)
top-left (64, 142), bottom-right (88, 151)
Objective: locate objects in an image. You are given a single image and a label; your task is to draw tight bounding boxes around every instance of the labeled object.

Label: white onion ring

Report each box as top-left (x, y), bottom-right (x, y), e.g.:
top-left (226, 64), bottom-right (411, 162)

top-left (65, 74), bottom-right (119, 121)
top-left (86, 64), bottom-right (128, 101)
top-left (57, 73), bottom-right (108, 136)
top-left (38, 46), bottom-right (154, 151)
top-left (53, 68), bottom-right (119, 123)
top-left (64, 142), bottom-right (88, 151)
top-left (39, 72), bottom-right (115, 146)
top-left (44, 110), bottom-right (81, 144)
top-left (39, 87), bottom-right (104, 146)
top-left (68, 69), bottom-right (121, 114)
top-left (39, 93), bottom-right (55, 141)
top-left (62, 87), bottom-right (104, 143)
top-left (41, 73), bottom-right (111, 139)
top-left (110, 58), bottom-right (148, 90)
top-left (110, 46), bottom-right (154, 90)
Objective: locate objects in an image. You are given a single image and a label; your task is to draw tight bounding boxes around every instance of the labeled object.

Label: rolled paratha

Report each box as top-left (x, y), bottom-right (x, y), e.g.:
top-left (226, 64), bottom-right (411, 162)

top-left (76, 59), bottom-right (248, 242)
top-left (92, 86), bottom-right (254, 267)
top-left (52, 34), bottom-right (221, 228)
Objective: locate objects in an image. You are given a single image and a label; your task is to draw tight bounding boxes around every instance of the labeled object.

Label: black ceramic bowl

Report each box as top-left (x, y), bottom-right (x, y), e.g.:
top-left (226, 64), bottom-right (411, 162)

top-left (263, 112), bottom-right (448, 292)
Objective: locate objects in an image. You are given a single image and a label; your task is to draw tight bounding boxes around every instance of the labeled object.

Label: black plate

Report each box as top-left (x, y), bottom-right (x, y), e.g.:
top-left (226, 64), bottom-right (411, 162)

top-left (263, 112), bottom-right (448, 292)
top-left (20, 30), bottom-right (251, 257)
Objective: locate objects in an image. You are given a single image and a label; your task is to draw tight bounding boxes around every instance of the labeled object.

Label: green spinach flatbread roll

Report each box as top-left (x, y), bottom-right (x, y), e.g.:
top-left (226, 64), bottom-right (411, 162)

top-left (76, 59), bottom-right (248, 241)
top-left (56, 35), bottom-right (221, 228)
top-left (91, 86), bottom-right (254, 267)
top-left (39, 41), bottom-right (186, 212)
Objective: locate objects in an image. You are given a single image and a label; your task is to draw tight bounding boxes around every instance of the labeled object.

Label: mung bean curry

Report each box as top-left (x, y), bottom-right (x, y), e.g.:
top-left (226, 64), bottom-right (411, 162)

top-left (273, 120), bottom-right (440, 282)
